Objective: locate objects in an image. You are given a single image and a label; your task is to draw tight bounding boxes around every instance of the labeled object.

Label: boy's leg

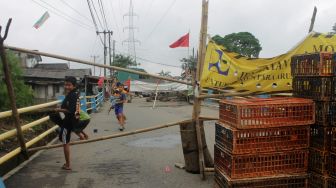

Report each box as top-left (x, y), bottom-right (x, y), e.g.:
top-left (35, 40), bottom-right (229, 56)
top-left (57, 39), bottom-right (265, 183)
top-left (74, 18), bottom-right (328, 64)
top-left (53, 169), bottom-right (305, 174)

top-left (63, 143), bottom-right (71, 168)
top-left (75, 132), bottom-right (85, 140)
top-left (117, 113), bottom-right (125, 130)
top-left (81, 131), bottom-right (89, 139)
top-left (59, 127), bottom-right (72, 170)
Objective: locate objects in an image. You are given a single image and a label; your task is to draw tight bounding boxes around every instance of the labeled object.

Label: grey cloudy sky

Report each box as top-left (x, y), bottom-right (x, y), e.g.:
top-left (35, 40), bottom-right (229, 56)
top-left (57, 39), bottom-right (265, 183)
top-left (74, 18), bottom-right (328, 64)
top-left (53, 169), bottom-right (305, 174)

top-left (1, 0), bottom-right (335, 76)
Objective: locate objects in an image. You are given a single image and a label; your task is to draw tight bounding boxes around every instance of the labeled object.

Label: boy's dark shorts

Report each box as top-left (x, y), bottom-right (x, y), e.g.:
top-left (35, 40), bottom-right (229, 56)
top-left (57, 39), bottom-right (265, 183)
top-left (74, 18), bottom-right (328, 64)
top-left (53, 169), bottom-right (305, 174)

top-left (115, 106), bottom-right (123, 115)
top-left (59, 127), bottom-right (72, 144)
top-left (73, 119), bottom-right (90, 134)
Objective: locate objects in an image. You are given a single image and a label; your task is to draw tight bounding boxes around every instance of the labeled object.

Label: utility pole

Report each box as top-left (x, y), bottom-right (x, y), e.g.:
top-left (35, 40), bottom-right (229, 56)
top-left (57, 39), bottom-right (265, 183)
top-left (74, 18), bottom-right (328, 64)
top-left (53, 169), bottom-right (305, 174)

top-left (108, 32), bottom-right (113, 77)
top-left (91, 55), bottom-right (99, 76)
top-left (97, 30), bottom-right (113, 93)
top-left (97, 30), bottom-right (113, 77)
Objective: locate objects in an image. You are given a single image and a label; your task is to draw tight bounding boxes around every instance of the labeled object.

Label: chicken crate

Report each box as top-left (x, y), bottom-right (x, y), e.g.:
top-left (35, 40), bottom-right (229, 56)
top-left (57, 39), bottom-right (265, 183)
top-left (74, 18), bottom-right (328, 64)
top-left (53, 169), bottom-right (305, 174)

top-left (292, 76), bottom-right (333, 101)
top-left (291, 52), bottom-right (335, 77)
top-left (330, 152), bottom-right (336, 178)
top-left (309, 148), bottom-right (329, 175)
top-left (214, 170), bottom-right (308, 188)
top-left (328, 176), bottom-right (336, 188)
top-left (331, 127), bottom-right (336, 153)
top-left (310, 125), bottom-right (331, 151)
top-left (219, 98), bottom-right (315, 129)
top-left (308, 173), bottom-right (328, 188)
top-left (214, 145), bottom-right (308, 179)
top-left (215, 122), bottom-right (310, 155)
top-left (315, 101), bottom-right (336, 126)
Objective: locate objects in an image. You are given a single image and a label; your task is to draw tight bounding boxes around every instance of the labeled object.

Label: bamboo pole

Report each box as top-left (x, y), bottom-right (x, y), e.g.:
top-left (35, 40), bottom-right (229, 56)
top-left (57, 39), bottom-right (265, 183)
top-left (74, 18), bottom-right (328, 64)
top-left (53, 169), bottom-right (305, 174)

top-left (0, 126), bottom-right (57, 166)
top-left (4, 45), bottom-right (191, 86)
top-left (29, 119), bottom-right (193, 152)
top-left (0, 116), bottom-right (50, 142)
top-left (0, 18), bottom-right (28, 158)
top-left (0, 100), bottom-right (61, 119)
top-left (191, 0), bottom-right (210, 180)
top-left (199, 116), bottom-right (218, 121)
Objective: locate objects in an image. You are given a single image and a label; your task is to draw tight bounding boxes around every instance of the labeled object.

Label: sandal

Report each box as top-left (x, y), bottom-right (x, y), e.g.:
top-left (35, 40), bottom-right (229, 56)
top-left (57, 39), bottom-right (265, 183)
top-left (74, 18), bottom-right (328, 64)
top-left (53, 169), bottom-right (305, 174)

top-left (62, 164), bottom-right (72, 171)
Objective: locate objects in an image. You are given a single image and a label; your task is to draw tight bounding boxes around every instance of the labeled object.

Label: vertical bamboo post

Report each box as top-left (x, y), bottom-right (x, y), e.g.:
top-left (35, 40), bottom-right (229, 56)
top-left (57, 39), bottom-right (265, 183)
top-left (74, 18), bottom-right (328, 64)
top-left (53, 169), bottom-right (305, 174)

top-left (308, 6), bottom-right (317, 33)
top-left (0, 18), bottom-right (28, 158)
top-left (193, 0), bottom-right (211, 180)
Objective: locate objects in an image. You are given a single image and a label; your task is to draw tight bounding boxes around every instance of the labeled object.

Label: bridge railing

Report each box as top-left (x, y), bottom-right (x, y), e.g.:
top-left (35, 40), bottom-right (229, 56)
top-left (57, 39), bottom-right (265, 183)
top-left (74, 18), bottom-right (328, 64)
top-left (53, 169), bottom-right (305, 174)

top-left (0, 91), bottom-right (103, 166)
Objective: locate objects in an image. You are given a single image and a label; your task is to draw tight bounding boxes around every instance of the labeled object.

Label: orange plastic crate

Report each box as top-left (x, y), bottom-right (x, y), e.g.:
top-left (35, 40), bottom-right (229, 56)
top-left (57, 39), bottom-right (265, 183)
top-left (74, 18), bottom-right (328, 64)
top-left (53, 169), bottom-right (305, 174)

top-left (214, 145), bottom-right (308, 179)
top-left (215, 170), bottom-right (308, 188)
top-left (219, 98), bottom-right (315, 129)
top-left (215, 122), bottom-right (310, 155)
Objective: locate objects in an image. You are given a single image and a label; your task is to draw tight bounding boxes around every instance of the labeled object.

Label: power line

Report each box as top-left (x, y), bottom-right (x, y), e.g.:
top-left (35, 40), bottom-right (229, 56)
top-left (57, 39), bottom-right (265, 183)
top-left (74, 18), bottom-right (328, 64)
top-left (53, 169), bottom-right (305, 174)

top-left (145, 0), bottom-right (177, 42)
top-left (90, 0), bottom-right (105, 31)
top-left (116, 50), bottom-right (181, 69)
top-left (98, 0), bottom-right (109, 30)
top-left (37, 0), bottom-right (94, 29)
top-left (106, 0), bottom-right (121, 40)
top-left (59, 0), bottom-right (92, 22)
top-left (31, 0), bottom-right (93, 31)
top-left (86, 0), bottom-right (104, 45)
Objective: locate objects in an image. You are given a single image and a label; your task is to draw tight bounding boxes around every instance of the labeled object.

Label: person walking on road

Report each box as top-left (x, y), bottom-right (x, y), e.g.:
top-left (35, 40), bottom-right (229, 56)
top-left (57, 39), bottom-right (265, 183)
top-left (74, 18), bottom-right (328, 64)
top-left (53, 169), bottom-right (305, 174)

top-left (113, 88), bottom-right (127, 131)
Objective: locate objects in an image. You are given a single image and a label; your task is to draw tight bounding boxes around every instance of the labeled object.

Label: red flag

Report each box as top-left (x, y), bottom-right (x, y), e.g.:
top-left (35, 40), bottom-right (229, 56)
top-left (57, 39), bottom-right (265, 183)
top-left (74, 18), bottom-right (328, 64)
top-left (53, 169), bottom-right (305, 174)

top-left (124, 79), bottom-right (131, 92)
top-left (97, 76), bottom-right (104, 88)
top-left (169, 33), bottom-right (189, 48)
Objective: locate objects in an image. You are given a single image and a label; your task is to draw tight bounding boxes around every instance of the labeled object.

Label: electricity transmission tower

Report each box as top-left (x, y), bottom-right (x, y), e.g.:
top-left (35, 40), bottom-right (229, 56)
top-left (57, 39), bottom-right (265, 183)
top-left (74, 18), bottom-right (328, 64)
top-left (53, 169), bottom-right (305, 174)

top-left (123, 0), bottom-right (140, 64)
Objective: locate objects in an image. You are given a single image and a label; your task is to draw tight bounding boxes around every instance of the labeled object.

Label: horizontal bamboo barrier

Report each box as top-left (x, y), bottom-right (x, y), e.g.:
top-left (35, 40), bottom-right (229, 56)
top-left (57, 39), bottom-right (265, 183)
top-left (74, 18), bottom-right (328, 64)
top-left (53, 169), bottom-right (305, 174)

top-left (0, 116), bottom-right (50, 142)
top-left (199, 116), bottom-right (218, 121)
top-left (5, 45), bottom-right (192, 86)
top-left (0, 125), bottom-right (57, 165)
top-left (0, 100), bottom-right (61, 119)
top-left (29, 119), bottom-right (194, 152)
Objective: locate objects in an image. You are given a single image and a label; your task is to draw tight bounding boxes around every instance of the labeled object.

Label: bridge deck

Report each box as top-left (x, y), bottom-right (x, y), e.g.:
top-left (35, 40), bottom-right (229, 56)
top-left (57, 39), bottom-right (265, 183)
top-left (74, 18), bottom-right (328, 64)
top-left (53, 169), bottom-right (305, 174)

top-left (5, 99), bottom-right (217, 188)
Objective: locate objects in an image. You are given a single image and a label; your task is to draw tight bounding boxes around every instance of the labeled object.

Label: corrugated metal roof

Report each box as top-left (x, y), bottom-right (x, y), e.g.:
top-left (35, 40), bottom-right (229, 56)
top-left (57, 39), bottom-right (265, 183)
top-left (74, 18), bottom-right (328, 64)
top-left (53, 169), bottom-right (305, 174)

top-left (34, 63), bottom-right (69, 70)
top-left (23, 68), bottom-right (91, 79)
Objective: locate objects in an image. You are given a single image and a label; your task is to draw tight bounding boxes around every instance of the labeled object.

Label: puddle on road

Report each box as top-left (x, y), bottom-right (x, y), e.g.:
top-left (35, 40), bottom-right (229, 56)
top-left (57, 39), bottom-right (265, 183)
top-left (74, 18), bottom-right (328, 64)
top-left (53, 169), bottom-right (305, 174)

top-left (127, 134), bottom-right (181, 149)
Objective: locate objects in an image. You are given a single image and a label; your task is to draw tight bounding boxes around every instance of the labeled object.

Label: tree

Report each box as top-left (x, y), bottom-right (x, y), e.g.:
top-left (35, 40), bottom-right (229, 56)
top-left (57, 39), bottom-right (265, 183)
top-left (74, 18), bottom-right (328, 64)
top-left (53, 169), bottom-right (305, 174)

top-left (212, 32), bottom-right (262, 58)
top-left (180, 55), bottom-right (197, 79)
top-left (158, 70), bottom-right (172, 77)
top-left (113, 54), bottom-right (138, 68)
top-left (0, 51), bottom-right (34, 111)
top-left (332, 23), bottom-right (336, 33)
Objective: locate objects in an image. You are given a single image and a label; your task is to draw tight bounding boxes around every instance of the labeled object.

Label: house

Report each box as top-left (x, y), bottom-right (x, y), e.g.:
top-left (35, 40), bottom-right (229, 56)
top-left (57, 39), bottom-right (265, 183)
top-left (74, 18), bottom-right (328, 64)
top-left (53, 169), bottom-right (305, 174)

top-left (23, 63), bottom-right (99, 102)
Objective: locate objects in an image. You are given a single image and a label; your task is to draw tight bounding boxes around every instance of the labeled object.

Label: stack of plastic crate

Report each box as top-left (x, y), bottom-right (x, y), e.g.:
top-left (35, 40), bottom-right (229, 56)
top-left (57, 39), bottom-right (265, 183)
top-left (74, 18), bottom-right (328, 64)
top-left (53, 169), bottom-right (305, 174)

top-left (291, 52), bottom-right (336, 187)
top-left (214, 97), bottom-right (315, 188)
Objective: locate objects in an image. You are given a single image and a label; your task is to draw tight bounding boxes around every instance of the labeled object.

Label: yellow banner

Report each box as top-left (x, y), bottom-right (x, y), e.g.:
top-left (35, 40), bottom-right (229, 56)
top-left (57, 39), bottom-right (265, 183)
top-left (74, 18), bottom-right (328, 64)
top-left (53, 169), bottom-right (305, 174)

top-left (200, 32), bottom-right (336, 95)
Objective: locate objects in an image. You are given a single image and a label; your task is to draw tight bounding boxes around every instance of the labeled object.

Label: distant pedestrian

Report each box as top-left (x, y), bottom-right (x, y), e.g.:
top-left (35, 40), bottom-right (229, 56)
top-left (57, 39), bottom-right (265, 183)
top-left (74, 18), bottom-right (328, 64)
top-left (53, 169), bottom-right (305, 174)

top-left (118, 83), bottom-right (128, 121)
top-left (113, 88), bottom-right (127, 131)
top-left (49, 76), bottom-right (79, 171)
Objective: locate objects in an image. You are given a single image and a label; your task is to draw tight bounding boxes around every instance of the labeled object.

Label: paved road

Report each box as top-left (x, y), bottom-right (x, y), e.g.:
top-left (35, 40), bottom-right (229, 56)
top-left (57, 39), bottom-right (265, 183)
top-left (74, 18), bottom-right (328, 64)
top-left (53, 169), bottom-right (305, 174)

top-left (5, 99), bottom-right (218, 188)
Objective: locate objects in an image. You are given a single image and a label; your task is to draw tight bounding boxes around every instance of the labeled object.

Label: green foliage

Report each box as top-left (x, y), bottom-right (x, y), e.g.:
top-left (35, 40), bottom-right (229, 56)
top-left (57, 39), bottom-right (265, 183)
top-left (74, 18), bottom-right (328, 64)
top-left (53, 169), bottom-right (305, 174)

top-left (180, 55), bottom-right (197, 78)
top-left (113, 54), bottom-right (138, 68)
top-left (0, 51), bottom-right (34, 111)
top-left (212, 32), bottom-right (262, 58)
top-left (158, 70), bottom-right (172, 77)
